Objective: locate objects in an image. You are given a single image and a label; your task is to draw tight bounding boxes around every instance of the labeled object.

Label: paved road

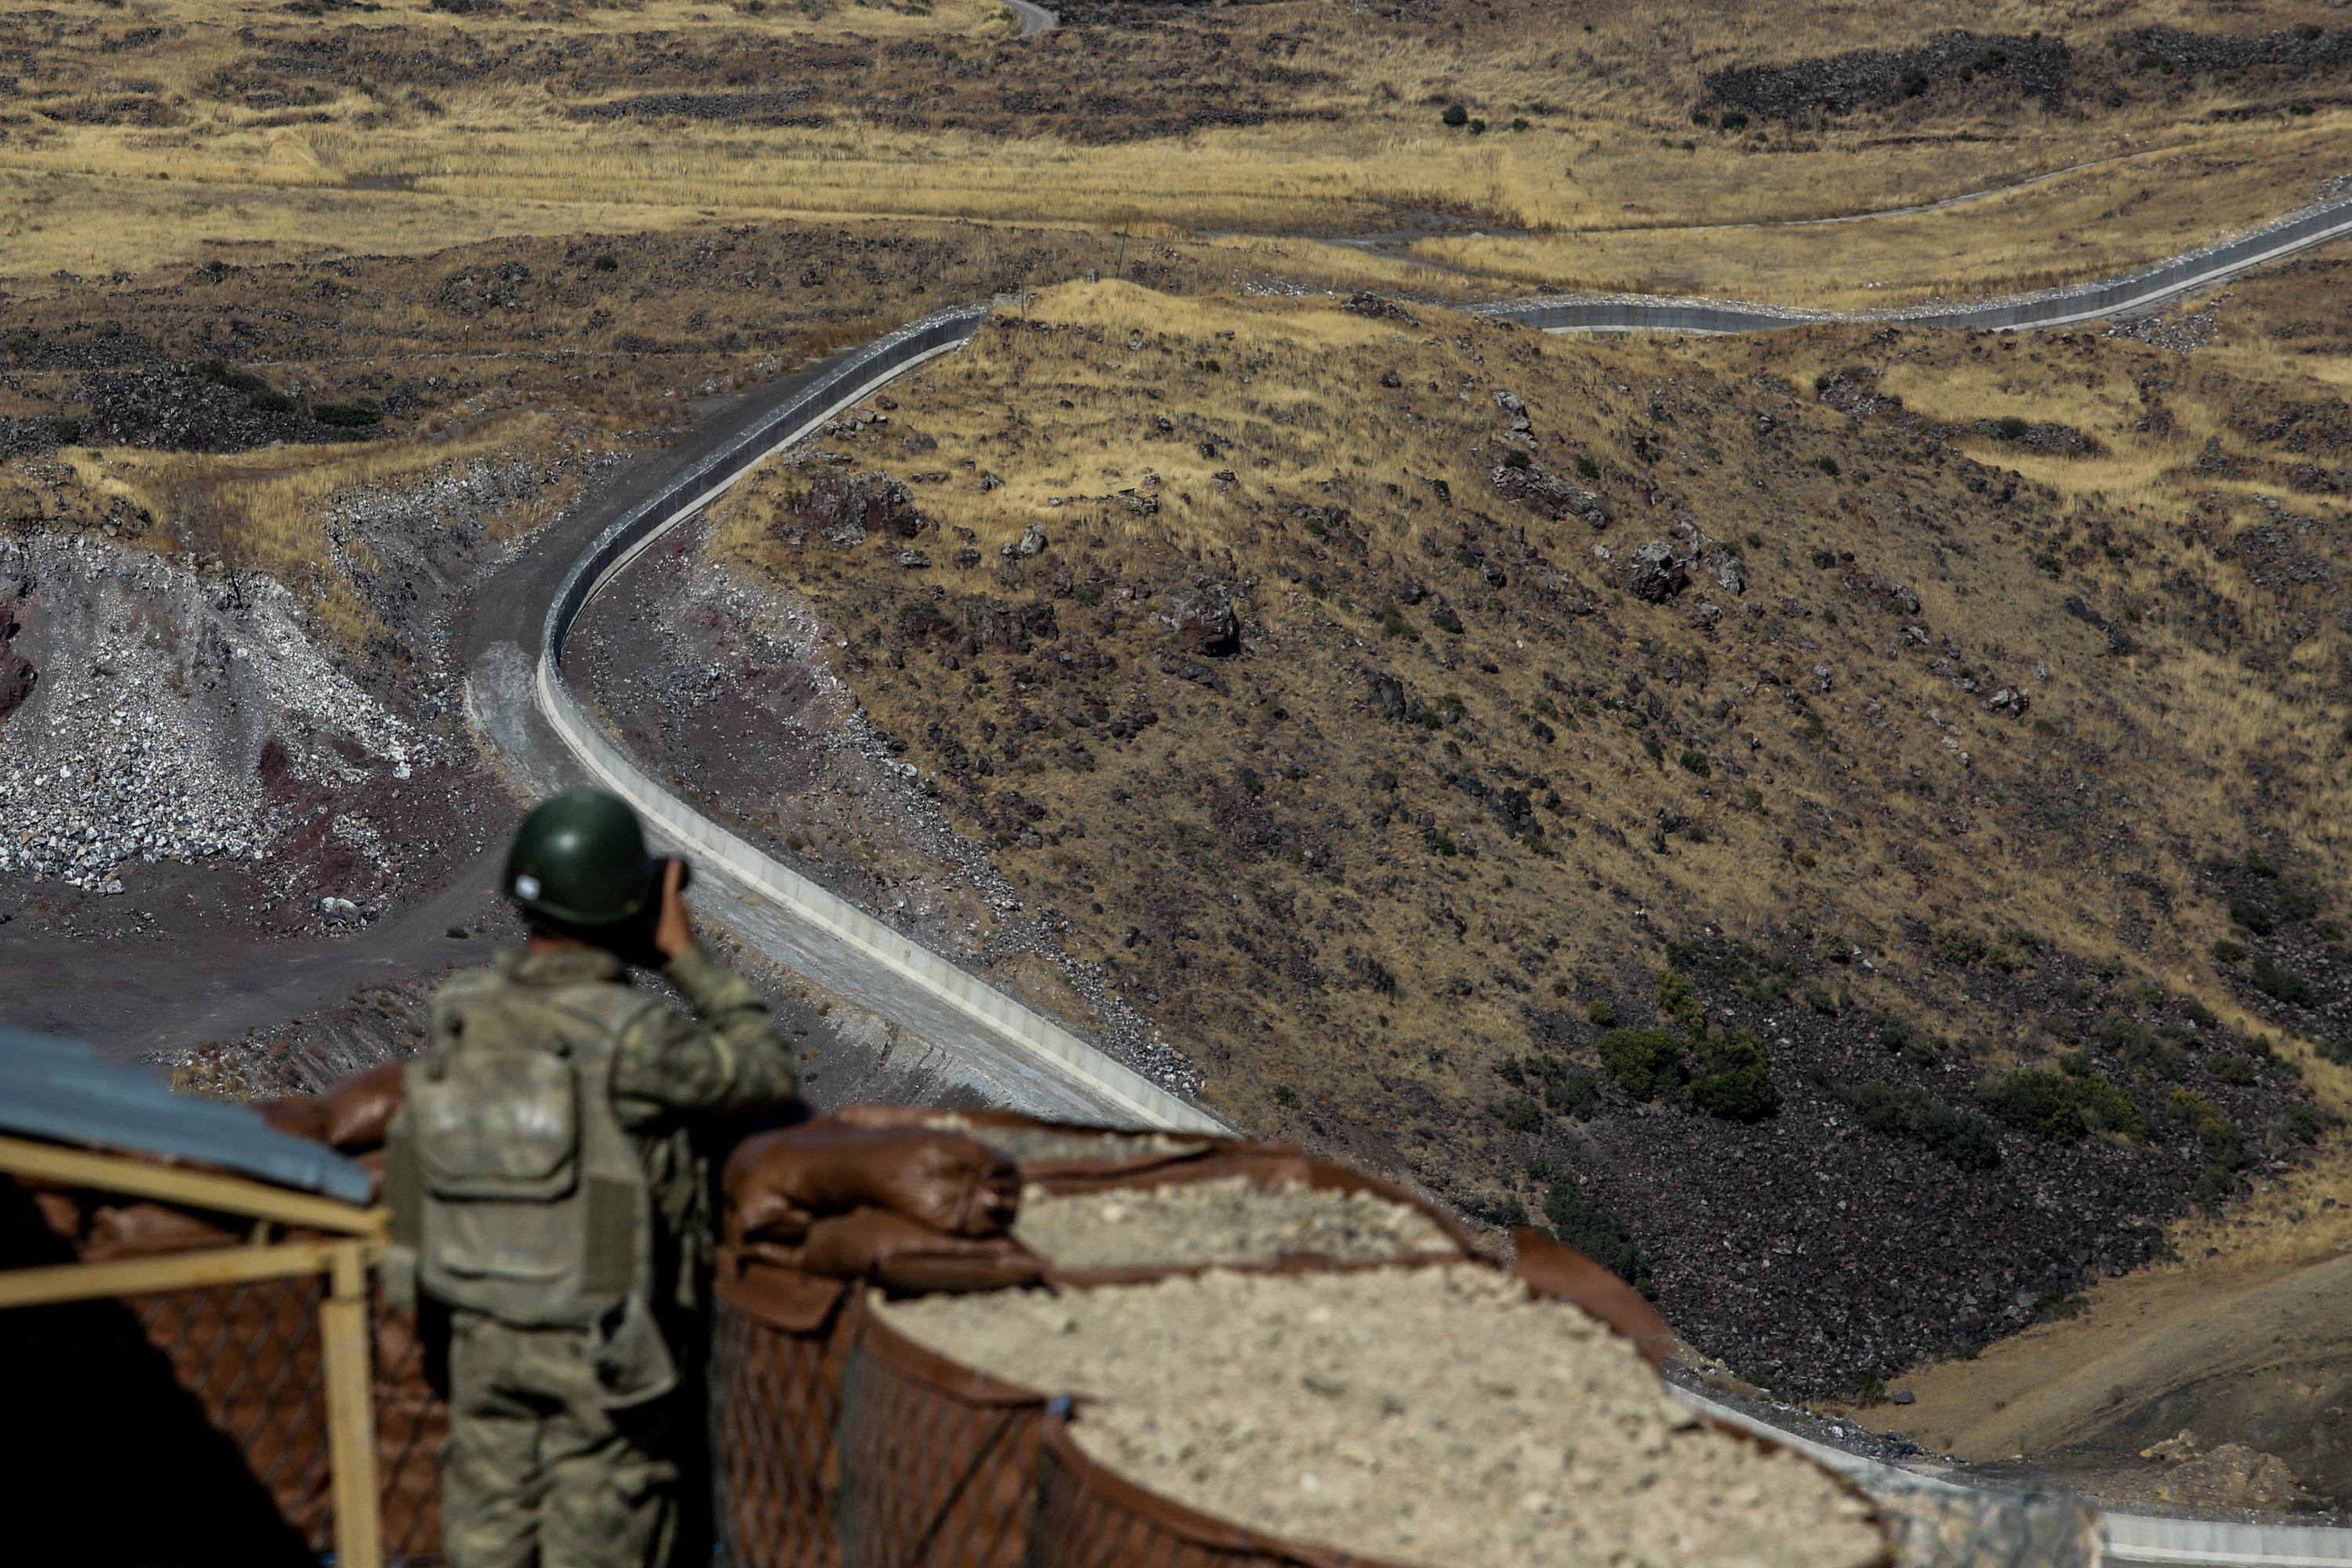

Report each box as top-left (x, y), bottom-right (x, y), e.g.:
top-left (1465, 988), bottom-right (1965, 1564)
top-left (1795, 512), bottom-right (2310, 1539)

top-left (1001, 0), bottom-right (1056, 34)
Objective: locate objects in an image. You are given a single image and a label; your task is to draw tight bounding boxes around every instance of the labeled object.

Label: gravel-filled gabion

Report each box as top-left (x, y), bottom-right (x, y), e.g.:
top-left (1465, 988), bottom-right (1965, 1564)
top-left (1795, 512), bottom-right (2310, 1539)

top-left (880, 1266), bottom-right (1882, 1568)
top-left (1011, 1176), bottom-right (1459, 1272)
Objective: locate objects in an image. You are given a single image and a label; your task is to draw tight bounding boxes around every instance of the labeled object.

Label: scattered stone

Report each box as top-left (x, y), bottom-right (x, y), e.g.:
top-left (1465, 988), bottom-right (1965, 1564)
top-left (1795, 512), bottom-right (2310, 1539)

top-left (1491, 460), bottom-right (1611, 527)
top-left (1001, 522), bottom-right (1048, 559)
top-left (1161, 578), bottom-right (1240, 657)
top-left (1624, 539), bottom-right (1690, 603)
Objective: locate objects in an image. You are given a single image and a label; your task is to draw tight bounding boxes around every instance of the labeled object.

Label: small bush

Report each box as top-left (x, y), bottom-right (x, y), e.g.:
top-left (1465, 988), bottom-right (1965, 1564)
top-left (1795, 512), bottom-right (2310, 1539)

top-left (53, 417), bottom-right (82, 445)
top-left (1509, 117), bottom-right (1530, 132)
top-left (1586, 999), bottom-right (1616, 1026)
top-left (2277, 884), bottom-right (2320, 922)
top-left (1828, 1080), bottom-right (1999, 1169)
top-left (1597, 1027), bottom-right (1685, 1100)
top-left (1813, 456), bottom-right (1841, 478)
top-left (1692, 108), bottom-right (1711, 126)
top-left (1379, 602), bottom-right (1419, 641)
top-left (1272, 1084), bottom-right (1300, 1109)
top-left (1499, 1097), bottom-right (1543, 1133)
top-left (1994, 415), bottom-right (2028, 440)
top-left (1677, 749), bottom-right (1711, 778)
top-left (1469, 118), bottom-right (1489, 135)
top-left (1573, 453), bottom-right (1600, 480)
top-left (1502, 445), bottom-right (1532, 470)
top-left (2250, 955), bottom-right (2314, 1006)
top-left (2212, 938), bottom-right (2246, 964)
top-left (1978, 1069), bottom-right (2147, 1143)
top-left (2283, 1102), bottom-right (2335, 1145)
top-left (1690, 1029), bottom-right (1777, 1121)
top-left (1541, 1179), bottom-right (1652, 1295)
top-left (313, 399), bottom-right (383, 428)
top-left (2209, 1052), bottom-right (2256, 1087)
top-left (1431, 608), bottom-right (1464, 634)
top-left (2167, 1089), bottom-right (2245, 1169)
top-left (592, 252), bottom-right (619, 271)
top-left (2316, 918), bottom-right (2346, 943)
top-left (2227, 896), bottom-right (2274, 935)
top-left (2, 332), bottom-right (33, 357)
top-left (1720, 110), bottom-right (1748, 132)
top-left (1935, 926), bottom-right (1990, 967)
top-left (1442, 103), bottom-right (1468, 127)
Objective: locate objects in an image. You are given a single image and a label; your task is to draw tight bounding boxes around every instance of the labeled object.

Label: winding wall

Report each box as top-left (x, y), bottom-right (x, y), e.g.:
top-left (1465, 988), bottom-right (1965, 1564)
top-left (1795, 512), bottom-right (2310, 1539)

top-left (516, 83), bottom-right (2352, 1553)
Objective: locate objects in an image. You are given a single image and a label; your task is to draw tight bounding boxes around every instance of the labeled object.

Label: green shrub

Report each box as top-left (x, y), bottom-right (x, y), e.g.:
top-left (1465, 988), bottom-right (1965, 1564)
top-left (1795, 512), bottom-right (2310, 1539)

top-left (2316, 919), bottom-right (2346, 943)
top-left (1677, 749), bottom-right (1711, 778)
top-left (2227, 896), bottom-right (2274, 935)
top-left (1597, 1027), bottom-right (1685, 1101)
top-left (2209, 1052), bottom-right (2256, 1087)
top-left (2212, 938), bottom-right (2246, 964)
top-left (2283, 1102), bottom-right (2335, 1145)
top-left (592, 252), bottom-right (619, 270)
top-left (1442, 103), bottom-right (1468, 127)
top-left (1573, 453), bottom-right (1600, 480)
top-left (2250, 955), bottom-right (2314, 1007)
top-left (1842, 1080), bottom-right (2002, 1169)
top-left (1541, 1179), bottom-right (1652, 1296)
top-left (1272, 1084), bottom-right (1299, 1109)
top-left (1813, 456), bottom-right (1841, 478)
top-left (2277, 884), bottom-right (2319, 922)
top-left (1995, 415), bottom-right (2028, 440)
top-left (2167, 1090), bottom-right (2245, 1169)
top-left (1690, 1029), bottom-right (1777, 1121)
top-left (1431, 608), bottom-right (1464, 634)
top-left (1978, 1069), bottom-right (2147, 1143)
top-left (1469, 118), bottom-right (1488, 135)
top-left (1499, 1097), bottom-right (1543, 1133)
top-left (53, 417), bottom-right (82, 445)
top-left (1985, 927), bottom-right (2039, 973)
top-left (1934, 926), bottom-right (1989, 966)
top-left (313, 399), bottom-right (383, 428)
top-left (1379, 602), bottom-right (1418, 641)
top-left (1655, 967), bottom-right (1706, 1037)
top-left (1502, 445), bottom-right (1532, 470)
top-left (1720, 110), bottom-right (1748, 131)
top-left (1585, 999), bottom-right (1616, 1026)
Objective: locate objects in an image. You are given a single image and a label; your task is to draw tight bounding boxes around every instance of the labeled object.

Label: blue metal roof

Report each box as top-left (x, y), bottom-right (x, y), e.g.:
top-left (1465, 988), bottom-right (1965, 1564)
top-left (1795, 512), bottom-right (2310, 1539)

top-left (0, 1025), bottom-right (374, 1207)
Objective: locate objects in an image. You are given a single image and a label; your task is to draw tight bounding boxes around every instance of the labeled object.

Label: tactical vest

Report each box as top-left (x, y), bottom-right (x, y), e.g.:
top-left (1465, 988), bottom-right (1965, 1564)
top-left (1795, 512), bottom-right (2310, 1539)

top-left (386, 970), bottom-right (656, 1330)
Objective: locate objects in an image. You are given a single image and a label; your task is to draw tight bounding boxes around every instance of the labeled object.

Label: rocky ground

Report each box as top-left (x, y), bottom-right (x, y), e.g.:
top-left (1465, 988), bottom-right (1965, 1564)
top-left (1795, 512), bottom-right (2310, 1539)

top-left (638, 265), bottom-right (2352, 1410)
top-left (565, 505), bottom-right (1203, 1095)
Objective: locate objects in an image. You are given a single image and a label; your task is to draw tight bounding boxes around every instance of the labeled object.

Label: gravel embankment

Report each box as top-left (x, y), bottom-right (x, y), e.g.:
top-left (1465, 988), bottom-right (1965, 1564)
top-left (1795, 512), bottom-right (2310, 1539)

top-left (1011, 1176), bottom-right (1458, 1271)
top-left (882, 1267), bottom-right (1882, 1568)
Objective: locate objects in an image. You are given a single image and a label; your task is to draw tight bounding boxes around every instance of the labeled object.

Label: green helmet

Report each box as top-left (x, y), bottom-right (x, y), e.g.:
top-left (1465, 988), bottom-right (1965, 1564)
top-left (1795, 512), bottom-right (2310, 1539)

top-left (503, 789), bottom-right (660, 927)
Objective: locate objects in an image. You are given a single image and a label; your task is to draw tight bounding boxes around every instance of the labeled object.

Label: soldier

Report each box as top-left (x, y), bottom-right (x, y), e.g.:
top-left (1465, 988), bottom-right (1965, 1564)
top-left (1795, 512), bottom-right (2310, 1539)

top-left (387, 788), bottom-right (799, 1568)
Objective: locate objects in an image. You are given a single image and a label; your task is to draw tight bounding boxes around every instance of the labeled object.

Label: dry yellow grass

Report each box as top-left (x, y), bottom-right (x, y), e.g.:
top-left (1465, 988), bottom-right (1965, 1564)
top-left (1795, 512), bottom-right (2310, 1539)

top-left (1, 0), bottom-right (2343, 303)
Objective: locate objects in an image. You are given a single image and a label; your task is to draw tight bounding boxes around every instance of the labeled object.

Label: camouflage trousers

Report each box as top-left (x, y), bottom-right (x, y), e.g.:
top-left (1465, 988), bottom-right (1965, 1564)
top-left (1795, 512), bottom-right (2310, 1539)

top-left (442, 1312), bottom-right (684, 1568)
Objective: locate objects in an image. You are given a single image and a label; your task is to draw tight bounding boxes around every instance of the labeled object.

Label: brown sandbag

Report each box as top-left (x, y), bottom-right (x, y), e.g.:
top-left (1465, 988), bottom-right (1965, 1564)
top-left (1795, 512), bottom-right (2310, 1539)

top-left (252, 1060), bottom-right (404, 1153)
top-left (824, 1104), bottom-right (1249, 1186)
top-left (724, 1123), bottom-right (1020, 1246)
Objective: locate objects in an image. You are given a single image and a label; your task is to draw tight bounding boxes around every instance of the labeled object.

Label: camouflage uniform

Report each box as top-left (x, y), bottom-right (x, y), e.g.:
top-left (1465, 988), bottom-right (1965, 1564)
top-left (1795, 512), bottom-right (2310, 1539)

top-left (430, 942), bottom-right (797, 1568)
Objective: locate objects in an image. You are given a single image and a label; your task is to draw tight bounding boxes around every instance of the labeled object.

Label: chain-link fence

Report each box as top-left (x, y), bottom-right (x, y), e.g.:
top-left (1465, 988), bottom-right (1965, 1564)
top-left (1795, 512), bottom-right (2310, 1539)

top-left (123, 1276), bottom-right (448, 1565)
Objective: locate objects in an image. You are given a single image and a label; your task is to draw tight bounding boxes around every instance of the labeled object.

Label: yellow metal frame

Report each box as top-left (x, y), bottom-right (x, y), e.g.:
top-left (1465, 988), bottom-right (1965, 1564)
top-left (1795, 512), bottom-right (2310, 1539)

top-left (0, 1132), bottom-right (389, 1568)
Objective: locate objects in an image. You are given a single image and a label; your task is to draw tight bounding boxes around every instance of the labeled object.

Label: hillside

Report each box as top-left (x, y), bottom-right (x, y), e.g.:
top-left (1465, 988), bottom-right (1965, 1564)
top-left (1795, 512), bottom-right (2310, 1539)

top-left (593, 263), bottom-right (2352, 1408)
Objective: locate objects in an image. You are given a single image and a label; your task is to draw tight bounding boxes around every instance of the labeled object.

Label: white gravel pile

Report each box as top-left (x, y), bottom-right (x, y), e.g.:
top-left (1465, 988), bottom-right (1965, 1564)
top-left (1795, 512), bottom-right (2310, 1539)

top-left (1012, 1177), bottom-right (1459, 1271)
top-left (0, 534), bottom-right (430, 892)
top-left (919, 1112), bottom-right (1210, 1170)
top-left (880, 1267), bottom-right (1882, 1568)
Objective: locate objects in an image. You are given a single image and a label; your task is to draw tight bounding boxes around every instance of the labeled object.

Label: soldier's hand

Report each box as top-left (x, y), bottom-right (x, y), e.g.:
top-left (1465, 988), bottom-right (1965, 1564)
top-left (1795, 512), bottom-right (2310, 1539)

top-left (652, 857), bottom-right (694, 961)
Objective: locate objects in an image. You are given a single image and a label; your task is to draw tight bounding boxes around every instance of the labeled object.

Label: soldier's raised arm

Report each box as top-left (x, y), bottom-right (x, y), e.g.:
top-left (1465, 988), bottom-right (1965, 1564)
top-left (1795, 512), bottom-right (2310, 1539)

top-left (611, 857), bottom-right (800, 1120)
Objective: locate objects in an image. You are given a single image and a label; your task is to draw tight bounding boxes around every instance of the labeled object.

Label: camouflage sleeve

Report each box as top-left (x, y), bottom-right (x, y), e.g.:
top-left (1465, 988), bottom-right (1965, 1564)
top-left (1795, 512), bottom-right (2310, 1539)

top-left (608, 941), bottom-right (799, 1125)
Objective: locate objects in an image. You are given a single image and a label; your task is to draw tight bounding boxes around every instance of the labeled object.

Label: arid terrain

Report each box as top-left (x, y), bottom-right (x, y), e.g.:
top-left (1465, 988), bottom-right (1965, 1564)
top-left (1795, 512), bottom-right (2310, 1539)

top-left (2, 0), bottom-right (2350, 1519)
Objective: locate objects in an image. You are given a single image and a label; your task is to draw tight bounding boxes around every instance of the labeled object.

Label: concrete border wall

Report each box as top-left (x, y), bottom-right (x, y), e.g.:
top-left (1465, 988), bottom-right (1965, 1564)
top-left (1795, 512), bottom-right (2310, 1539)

top-left (1480, 191), bottom-right (2352, 336)
top-left (535, 305), bottom-right (1232, 1135)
